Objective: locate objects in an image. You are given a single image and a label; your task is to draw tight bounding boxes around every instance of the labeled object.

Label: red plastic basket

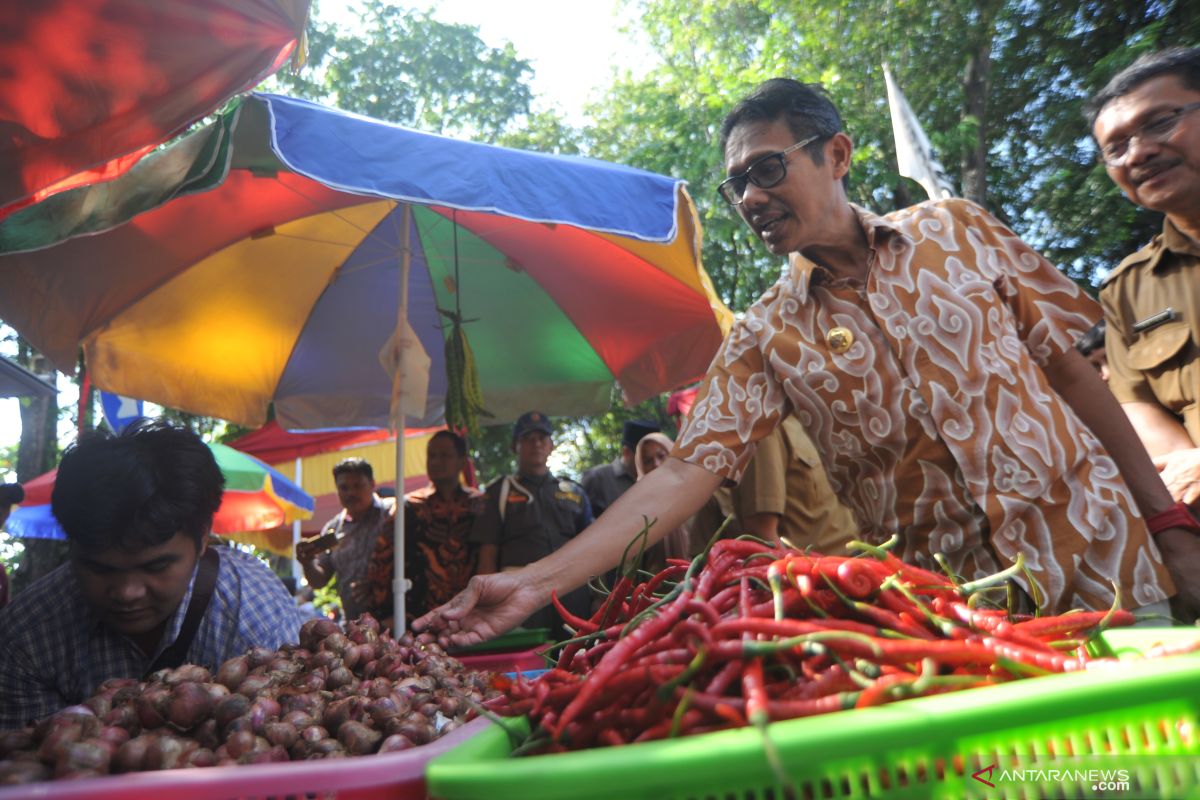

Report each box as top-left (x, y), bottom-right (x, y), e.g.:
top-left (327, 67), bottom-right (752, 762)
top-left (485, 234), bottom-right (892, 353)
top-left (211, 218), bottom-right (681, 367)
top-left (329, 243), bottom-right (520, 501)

top-left (1, 716), bottom-right (491, 800)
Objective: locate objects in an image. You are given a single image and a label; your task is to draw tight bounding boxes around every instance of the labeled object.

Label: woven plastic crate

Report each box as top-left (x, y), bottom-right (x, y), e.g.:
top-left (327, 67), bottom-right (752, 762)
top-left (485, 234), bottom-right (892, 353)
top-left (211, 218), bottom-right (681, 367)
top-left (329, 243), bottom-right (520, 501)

top-left (1, 715), bottom-right (491, 800)
top-left (426, 631), bottom-right (1200, 800)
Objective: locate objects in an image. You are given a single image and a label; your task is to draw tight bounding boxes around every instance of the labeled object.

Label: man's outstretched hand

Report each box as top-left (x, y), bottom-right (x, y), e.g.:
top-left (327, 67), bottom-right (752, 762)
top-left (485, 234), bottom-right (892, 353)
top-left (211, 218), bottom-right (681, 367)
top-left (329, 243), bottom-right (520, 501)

top-left (412, 571), bottom-right (545, 649)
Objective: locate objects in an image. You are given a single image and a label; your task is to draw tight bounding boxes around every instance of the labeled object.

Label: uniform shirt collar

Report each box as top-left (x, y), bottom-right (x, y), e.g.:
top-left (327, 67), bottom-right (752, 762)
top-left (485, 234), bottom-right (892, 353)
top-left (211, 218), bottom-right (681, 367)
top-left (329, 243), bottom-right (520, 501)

top-left (1159, 217), bottom-right (1200, 263)
top-left (518, 470), bottom-right (553, 486)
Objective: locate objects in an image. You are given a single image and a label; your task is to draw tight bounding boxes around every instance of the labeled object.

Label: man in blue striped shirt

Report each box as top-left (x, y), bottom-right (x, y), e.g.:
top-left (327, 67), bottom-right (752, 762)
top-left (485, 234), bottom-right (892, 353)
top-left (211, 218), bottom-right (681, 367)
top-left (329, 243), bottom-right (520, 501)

top-left (0, 420), bottom-right (305, 730)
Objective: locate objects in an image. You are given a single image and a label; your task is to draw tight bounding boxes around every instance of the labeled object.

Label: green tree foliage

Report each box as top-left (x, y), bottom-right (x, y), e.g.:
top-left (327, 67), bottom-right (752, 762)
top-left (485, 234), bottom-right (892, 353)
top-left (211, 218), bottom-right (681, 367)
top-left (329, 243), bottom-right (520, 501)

top-left (590, 0), bottom-right (1198, 302)
top-left (274, 0), bottom-right (535, 141)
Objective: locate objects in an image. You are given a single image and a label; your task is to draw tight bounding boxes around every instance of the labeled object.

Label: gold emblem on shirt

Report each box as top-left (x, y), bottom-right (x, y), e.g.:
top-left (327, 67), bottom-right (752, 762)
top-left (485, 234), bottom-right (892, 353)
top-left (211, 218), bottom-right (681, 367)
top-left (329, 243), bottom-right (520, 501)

top-left (826, 326), bottom-right (854, 354)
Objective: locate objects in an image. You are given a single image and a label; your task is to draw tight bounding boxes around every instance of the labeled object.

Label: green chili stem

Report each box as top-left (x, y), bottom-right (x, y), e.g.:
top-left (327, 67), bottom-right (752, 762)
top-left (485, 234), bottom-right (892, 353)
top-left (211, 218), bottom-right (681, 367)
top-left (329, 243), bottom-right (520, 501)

top-left (960, 552), bottom-right (1026, 595)
top-left (845, 534), bottom-right (900, 560)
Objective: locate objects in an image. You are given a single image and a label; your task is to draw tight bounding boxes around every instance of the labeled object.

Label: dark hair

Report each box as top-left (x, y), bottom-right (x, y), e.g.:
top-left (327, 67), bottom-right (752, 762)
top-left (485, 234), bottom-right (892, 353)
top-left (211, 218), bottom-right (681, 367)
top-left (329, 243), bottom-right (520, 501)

top-left (1075, 319), bottom-right (1106, 357)
top-left (332, 457), bottom-right (374, 482)
top-left (51, 418), bottom-right (224, 552)
top-left (719, 79), bottom-right (844, 163)
top-left (1085, 47), bottom-right (1200, 128)
top-left (430, 429), bottom-right (467, 458)
top-left (0, 482), bottom-right (24, 506)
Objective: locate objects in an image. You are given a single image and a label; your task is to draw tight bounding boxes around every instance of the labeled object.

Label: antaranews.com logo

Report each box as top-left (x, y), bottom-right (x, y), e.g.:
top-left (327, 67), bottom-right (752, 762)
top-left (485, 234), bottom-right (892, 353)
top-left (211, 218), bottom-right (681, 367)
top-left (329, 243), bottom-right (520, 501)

top-left (964, 755), bottom-right (1198, 798)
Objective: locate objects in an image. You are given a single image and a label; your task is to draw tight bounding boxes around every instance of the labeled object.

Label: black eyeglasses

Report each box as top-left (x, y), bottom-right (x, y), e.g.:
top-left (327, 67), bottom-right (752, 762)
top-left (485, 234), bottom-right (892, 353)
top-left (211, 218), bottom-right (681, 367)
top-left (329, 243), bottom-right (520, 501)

top-left (717, 136), bottom-right (820, 205)
top-left (1098, 101), bottom-right (1200, 166)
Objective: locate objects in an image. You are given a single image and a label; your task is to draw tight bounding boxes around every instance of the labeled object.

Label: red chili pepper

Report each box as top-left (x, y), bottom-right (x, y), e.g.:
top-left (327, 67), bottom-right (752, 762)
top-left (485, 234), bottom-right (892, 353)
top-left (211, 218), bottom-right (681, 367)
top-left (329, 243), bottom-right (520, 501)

top-left (947, 602), bottom-right (1058, 652)
top-left (633, 709), bottom-right (704, 742)
top-left (742, 656), bottom-right (769, 728)
top-left (854, 672), bottom-right (918, 709)
top-left (778, 664), bottom-right (860, 700)
top-left (551, 589), bottom-right (696, 740)
top-left (551, 589), bottom-right (597, 634)
top-left (712, 616), bottom-right (882, 640)
top-left (683, 688), bottom-right (860, 721)
top-left (710, 538), bottom-right (781, 559)
top-left (703, 659), bottom-right (742, 696)
top-left (1011, 609), bottom-right (1136, 638)
top-left (597, 728), bottom-right (626, 747)
top-left (834, 558), bottom-right (880, 598)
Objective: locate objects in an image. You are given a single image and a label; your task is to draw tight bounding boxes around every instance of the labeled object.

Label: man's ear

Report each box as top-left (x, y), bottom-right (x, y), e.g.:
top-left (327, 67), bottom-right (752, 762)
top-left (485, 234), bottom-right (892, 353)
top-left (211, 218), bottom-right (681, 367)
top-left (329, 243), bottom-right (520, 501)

top-left (826, 132), bottom-right (855, 181)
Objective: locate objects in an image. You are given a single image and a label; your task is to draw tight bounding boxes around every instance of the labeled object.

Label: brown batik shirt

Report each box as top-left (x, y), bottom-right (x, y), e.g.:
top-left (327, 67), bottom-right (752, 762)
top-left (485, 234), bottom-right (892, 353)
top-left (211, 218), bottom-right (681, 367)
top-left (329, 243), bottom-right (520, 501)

top-left (673, 199), bottom-right (1173, 614)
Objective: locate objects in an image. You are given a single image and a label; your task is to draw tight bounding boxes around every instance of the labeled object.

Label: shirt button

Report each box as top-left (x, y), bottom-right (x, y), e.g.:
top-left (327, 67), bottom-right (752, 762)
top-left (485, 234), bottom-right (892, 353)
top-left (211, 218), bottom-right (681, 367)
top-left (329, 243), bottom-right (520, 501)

top-left (826, 326), bottom-right (855, 353)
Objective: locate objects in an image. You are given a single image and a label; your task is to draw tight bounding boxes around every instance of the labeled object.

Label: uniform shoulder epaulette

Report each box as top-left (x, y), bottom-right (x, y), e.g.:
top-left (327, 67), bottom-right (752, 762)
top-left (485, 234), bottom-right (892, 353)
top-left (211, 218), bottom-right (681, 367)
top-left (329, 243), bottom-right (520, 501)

top-left (1100, 236), bottom-right (1160, 288)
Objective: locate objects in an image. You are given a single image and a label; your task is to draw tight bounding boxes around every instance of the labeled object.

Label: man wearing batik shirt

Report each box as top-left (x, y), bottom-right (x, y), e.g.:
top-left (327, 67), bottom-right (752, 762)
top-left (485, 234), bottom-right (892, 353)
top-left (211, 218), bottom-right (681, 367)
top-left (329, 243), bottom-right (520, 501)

top-left (0, 421), bottom-right (305, 730)
top-left (363, 430), bottom-right (482, 626)
top-left (416, 79), bottom-right (1197, 648)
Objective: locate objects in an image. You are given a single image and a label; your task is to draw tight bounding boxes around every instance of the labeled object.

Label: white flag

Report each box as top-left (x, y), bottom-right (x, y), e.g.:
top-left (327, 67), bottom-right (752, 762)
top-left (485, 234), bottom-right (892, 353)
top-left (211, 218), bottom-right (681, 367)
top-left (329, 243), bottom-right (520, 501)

top-left (883, 65), bottom-right (956, 201)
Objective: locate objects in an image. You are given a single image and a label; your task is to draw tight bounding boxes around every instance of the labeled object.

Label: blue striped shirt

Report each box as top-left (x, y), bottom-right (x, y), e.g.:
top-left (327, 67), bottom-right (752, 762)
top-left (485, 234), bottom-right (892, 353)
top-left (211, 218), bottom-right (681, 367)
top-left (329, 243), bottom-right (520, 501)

top-left (0, 545), bottom-right (305, 729)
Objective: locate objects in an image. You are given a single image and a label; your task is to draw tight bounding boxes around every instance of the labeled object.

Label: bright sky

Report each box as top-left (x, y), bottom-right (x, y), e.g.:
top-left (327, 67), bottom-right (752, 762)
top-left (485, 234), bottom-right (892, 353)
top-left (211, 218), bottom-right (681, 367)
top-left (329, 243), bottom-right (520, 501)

top-left (0, 1), bottom-right (650, 473)
top-left (422, 0), bottom-right (644, 124)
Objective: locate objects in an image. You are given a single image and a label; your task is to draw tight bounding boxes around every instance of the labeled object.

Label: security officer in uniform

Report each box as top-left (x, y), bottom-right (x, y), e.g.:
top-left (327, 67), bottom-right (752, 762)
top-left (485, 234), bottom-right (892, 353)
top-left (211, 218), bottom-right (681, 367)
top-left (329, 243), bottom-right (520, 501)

top-left (470, 411), bottom-right (593, 635)
top-left (1089, 47), bottom-right (1200, 510)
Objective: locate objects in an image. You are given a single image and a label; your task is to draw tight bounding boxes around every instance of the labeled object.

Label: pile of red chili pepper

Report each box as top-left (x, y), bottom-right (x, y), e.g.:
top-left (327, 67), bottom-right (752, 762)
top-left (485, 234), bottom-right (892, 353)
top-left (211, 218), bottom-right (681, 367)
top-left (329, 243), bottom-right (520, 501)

top-left (487, 536), bottom-right (1195, 754)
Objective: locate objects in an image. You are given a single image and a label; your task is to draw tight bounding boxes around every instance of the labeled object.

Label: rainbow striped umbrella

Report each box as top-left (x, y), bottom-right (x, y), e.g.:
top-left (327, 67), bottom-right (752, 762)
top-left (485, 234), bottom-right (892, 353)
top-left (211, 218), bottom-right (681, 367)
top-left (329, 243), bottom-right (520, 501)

top-left (0, 93), bottom-right (732, 626)
top-left (5, 442), bottom-right (314, 543)
top-left (0, 93), bottom-right (732, 431)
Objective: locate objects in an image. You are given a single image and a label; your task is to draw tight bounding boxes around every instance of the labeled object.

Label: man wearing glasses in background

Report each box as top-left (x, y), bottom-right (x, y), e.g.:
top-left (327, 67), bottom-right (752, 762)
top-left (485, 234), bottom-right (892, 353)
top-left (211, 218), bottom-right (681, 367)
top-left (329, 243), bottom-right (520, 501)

top-left (1089, 49), bottom-right (1200, 531)
top-left (416, 78), bottom-right (1198, 648)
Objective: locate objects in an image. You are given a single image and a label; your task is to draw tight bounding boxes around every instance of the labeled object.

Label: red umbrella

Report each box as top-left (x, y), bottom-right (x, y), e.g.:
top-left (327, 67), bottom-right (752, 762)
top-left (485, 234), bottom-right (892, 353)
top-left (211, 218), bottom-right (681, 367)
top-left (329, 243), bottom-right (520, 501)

top-left (0, 0), bottom-right (309, 218)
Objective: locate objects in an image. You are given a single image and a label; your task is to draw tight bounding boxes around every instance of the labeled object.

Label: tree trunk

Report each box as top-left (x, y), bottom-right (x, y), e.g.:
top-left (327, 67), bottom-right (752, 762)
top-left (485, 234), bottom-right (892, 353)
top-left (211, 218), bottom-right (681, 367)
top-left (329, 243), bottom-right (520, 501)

top-left (11, 340), bottom-right (65, 598)
top-left (961, 36), bottom-right (992, 207)
top-left (14, 343), bottom-right (55, 483)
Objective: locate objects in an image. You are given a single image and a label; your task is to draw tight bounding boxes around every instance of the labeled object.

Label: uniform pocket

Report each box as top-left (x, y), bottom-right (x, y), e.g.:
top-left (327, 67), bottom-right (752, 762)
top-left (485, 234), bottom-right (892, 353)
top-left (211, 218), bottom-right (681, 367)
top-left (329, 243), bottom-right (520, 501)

top-left (1126, 321), bottom-right (1190, 372)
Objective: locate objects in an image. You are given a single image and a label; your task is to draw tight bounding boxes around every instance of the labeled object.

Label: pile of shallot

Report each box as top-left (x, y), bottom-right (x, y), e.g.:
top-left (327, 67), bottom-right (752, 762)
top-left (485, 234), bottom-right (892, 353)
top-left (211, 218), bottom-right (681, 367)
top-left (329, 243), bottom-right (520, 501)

top-left (0, 614), bottom-right (498, 785)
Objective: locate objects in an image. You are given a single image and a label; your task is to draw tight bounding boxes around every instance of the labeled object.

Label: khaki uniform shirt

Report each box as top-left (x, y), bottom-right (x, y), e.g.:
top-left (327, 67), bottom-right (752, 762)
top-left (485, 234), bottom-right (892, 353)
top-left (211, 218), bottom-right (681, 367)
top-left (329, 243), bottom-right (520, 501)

top-left (733, 416), bottom-right (858, 554)
top-left (1100, 218), bottom-right (1200, 444)
top-left (673, 199), bottom-right (1173, 614)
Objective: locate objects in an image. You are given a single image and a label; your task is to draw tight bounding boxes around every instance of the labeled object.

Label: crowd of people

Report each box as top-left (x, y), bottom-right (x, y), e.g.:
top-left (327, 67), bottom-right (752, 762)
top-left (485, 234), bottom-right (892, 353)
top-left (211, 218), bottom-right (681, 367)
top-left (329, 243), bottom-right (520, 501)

top-left (1, 46), bottom-right (1200, 730)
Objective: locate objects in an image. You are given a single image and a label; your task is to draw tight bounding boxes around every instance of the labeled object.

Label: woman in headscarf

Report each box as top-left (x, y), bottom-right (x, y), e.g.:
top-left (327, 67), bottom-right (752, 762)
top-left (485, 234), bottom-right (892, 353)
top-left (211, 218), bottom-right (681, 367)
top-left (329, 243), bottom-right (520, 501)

top-left (634, 432), bottom-right (695, 566)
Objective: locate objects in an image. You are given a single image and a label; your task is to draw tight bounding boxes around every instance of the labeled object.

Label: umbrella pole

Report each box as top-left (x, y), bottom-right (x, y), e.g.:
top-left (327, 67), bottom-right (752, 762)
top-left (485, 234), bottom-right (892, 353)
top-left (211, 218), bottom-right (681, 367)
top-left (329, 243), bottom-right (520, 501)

top-left (393, 205), bottom-right (413, 633)
top-left (292, 456), bottom-right (303, 583)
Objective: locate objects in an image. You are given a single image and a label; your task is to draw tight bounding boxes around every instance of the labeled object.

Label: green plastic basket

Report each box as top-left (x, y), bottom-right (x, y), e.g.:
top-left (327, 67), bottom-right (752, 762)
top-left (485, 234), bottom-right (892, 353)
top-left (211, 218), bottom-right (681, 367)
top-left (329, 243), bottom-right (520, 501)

top-left (427, 631), bottom-right (1200, 800)
top-left (450, 627), bottom-right (551, 655)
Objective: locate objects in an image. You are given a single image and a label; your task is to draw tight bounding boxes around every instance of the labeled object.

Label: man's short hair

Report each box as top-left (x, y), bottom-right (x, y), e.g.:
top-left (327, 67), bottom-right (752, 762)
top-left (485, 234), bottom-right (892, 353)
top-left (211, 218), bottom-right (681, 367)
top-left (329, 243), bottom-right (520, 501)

top-left (51, 419), bottom-right (224, 552)
top-left (1075, 319), bottom-right (1106, 357)
top-left (430, 429), bottom-right (467, 457)
top-left (332, 457), bottom-right (374, 482)
top-left (719, 78), bottom-right (844, 162)
top-left (1085, 47), bottom-right (1200, 128)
